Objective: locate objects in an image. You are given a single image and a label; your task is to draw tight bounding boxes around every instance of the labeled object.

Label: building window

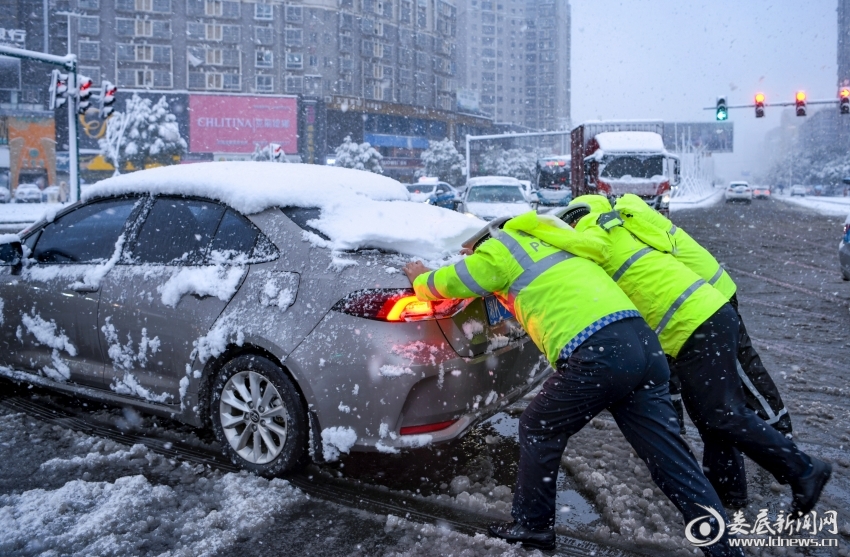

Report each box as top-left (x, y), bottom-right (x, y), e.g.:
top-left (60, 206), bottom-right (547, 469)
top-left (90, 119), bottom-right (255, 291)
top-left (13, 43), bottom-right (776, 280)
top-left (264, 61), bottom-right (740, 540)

top-left (255, 27), bottom-right (274, 45)
top-left (205, 0), bottom-right (222, 16)
top-left (135, 19), bottom-right (153, 37)
top-left (254, 3), bottom-right (273, 19)
top-left (285, 75), bottom-right (303, 93)
top-left (206, 23), bottom-right (222, 40)
top-left (206, 49), bottom-right (222, 64)
top-left (285, 28), bottom-right (302, 46)
top-left (256, 75), bottom-right (273, 92)
top-left (79, 0), bottom-right (99, 9)
top-left (136, 0), bottom-right (152, 10)
top-left (285, 5), bottom-right (302, 22)
top-left (79, 66), bottom-right (100, 83)
top-left (136, 69), bottom-right (154, 87)
top-left (255, 49), bottom-right (273, 68)
top-left (206, 73), bottom-right (223, 89)
top-left (79, 16), bottom-right (99, 35)
top-left (308, 55), bottom-right (318, 67)
top-left (134, 44), bottom-right (153, 61)
top-left (285, 53), bottom-right (303, 69)
top-left (78, 41), bottom-right (100, 61)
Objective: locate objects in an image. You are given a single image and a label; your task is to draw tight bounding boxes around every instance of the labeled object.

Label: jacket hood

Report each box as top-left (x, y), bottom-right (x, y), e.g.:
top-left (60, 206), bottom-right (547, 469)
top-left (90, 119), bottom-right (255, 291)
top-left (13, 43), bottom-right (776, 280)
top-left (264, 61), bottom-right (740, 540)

top-left (571, 194), bottom-right (612, 214)
top-left (613, 194), bottom-right (676, 253)
top-left (504, 211), bottom-right (609, 264)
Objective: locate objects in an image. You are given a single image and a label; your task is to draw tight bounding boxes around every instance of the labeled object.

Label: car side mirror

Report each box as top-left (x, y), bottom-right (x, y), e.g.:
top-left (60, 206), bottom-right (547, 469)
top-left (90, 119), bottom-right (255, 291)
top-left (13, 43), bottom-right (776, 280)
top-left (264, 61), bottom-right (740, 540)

top-left (451, 199), bottom-right (463, 211)
top-left (0, 239), bottom-right (22, 266)
top-left (529, 200), bottom-right (540, 211)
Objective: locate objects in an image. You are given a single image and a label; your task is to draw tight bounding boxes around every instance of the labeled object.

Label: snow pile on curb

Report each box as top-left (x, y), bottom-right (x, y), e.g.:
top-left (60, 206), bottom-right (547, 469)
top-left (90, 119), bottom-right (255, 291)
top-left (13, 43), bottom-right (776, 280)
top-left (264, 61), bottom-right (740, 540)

top-left (669, 188), bottom-right (723, 212)
top-left (776, 194), bottom-right (850, 217)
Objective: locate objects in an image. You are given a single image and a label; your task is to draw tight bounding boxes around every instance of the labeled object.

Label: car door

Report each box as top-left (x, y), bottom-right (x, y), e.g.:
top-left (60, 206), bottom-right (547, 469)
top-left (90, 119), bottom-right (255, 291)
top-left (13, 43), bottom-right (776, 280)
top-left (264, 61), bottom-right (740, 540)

top-left (97, 197), bottom-right (256, 405)
top-left (0, 197), bottom-right (140, 386)
top-left (434, 184), bottom-right (454, 208)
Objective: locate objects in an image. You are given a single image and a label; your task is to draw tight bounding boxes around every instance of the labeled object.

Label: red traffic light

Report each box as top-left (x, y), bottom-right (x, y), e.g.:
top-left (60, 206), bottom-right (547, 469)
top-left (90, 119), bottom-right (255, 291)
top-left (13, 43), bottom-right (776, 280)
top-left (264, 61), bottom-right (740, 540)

top-left (841, 88), bottom-right (850, 99)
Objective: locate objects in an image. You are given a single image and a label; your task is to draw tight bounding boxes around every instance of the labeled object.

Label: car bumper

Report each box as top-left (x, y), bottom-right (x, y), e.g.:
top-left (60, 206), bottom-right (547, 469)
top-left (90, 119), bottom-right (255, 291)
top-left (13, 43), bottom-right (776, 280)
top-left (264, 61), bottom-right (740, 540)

top-left (726, 193), bottom-right (752, 201)
top-left (286, 311), bottom-right (550, 454)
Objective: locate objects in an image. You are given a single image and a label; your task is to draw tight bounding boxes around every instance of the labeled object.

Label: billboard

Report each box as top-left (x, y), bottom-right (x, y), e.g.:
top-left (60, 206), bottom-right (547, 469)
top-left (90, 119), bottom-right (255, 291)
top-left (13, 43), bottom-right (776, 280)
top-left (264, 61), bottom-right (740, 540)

top-left (0, 56), bottom-right (21, 91)
top-left (189, 95), bottom-right (298, 154)
top-left (456, 89), bottom-right (480, 113)
top-left (662, 122), bottom-right (734, 153)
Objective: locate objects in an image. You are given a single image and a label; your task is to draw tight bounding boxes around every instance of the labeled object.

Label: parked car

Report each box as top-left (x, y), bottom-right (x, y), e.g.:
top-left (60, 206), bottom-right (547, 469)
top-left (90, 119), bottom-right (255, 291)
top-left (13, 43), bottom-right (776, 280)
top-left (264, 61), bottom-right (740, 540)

top-left (0, 162), bottom-right (547, 476)
top-left (41, 185), bottom-right (61, 203)
top-left (840, 212), bottom-right (850, 281)
top-left (790, 185), bottom-right (807, 197)
top-left (459, 176), bottom-right (536, 220)
top-left (0, 186), bottom-right (9, 204)
top-left (752, 186), bottom-right (771, 199)
top-left (405, 178), bottom-right (459, 209)
top-left (14, 183), bottom-right (42, 203)
top-left (725, 181), bottom-right (752, 204)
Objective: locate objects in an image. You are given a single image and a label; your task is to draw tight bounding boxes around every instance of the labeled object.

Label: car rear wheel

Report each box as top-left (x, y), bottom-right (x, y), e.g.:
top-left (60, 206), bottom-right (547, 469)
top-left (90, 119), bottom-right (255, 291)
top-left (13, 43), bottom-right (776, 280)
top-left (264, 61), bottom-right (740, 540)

top-left (210, 354), bottom-right (308, 476)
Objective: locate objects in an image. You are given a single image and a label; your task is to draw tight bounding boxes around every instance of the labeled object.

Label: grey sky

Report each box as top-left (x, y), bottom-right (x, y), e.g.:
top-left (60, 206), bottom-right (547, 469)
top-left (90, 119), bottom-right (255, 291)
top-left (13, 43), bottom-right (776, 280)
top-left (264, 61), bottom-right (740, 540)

top-left (571, 0), bottom-right (838, 181)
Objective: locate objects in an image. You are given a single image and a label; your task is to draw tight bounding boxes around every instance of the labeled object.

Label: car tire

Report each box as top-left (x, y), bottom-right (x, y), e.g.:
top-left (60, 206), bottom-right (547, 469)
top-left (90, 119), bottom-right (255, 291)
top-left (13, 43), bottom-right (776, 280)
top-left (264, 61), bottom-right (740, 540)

top-left (210, 354), bottom-right (308, 476)
top-left (843, 270), bottom-right (850, 281)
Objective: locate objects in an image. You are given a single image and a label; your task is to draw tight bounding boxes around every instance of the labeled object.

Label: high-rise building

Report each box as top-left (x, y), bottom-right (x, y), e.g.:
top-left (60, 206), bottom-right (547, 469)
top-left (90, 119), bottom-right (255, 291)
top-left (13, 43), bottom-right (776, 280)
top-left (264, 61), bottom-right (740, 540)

top-left (839, 0), bottom-right (850, 86)
top-left (456, 0), bottom-right (569, 130)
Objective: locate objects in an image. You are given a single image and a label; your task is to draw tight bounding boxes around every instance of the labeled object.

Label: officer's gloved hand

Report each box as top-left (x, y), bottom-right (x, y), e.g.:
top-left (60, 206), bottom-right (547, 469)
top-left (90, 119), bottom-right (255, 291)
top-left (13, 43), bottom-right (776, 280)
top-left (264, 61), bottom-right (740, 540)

top-left (774, 413), bottom-right (793, 439)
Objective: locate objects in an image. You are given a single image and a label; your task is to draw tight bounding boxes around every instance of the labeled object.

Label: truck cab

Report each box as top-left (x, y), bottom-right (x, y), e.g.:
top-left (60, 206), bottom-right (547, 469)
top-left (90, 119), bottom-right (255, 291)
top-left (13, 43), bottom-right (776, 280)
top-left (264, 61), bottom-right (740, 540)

top-left (571, 122), bottom-right (680, 215)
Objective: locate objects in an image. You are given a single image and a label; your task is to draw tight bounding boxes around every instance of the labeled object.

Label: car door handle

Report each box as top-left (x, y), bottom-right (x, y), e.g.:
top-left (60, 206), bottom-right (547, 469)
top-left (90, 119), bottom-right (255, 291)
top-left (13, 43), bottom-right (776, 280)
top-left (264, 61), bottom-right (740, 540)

top-left (72, 284), bottom-right (99, 293)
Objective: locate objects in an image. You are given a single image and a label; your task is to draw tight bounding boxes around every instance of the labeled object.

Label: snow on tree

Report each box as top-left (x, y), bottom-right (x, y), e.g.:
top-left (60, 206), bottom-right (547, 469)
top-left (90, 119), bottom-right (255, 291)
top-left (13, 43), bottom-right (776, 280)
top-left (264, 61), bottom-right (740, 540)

top-left (251, 143), bottom-right (289, 163)
top-left (98, 94), bottom-right (187, 175)
top-left (333, 136), bottom-right (383, 174)
top-left (478, 148), bottom-right (547, 181)
top-left (417, 138), bottom-right (465, 186)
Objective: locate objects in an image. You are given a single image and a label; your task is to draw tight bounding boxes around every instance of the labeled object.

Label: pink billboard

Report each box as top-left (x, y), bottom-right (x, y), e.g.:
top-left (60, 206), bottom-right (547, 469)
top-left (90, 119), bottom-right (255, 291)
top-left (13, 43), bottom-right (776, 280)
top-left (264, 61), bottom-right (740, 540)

top-left (189, 95), bottom-right (298, 154)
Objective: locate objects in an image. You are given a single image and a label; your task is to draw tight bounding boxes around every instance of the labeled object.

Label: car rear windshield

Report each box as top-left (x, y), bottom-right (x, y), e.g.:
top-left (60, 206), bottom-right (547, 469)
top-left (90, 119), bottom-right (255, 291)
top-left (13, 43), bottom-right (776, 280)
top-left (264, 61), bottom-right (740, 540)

top-left (280, 207), bottom-right (330, 240)
top-left (406, 185), bottom-right (435, 194)
top-left (466, 185), bottom-right (525, 203)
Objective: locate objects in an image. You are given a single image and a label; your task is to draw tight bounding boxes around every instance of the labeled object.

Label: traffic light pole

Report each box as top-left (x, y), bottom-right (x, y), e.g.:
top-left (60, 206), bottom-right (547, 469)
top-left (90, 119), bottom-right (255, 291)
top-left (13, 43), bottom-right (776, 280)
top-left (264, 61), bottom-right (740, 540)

top-left (703, 100), bottom-right (839, 110)
top-left (0, 45), bottom-right (79, 202)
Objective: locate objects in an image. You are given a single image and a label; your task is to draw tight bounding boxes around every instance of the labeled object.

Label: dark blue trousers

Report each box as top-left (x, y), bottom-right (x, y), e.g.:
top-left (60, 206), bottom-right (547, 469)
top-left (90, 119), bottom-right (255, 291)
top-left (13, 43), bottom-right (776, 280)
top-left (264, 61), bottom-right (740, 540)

top-left (512, 317), bottom-right (738, 556)
top-left (670, 304), bottom-right (811, 497)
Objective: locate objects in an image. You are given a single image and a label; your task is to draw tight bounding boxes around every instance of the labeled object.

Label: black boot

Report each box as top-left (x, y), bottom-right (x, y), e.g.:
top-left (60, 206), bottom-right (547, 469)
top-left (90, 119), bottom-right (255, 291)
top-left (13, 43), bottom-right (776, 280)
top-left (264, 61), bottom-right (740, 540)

top-left (790, 457), bottom-right (832, 516)
top-left (488, 521), bottom-right (556, 550)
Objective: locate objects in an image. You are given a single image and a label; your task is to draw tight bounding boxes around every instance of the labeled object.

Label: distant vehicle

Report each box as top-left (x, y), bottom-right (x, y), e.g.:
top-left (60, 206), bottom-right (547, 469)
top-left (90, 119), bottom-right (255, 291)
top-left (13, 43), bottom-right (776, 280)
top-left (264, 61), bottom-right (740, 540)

top-left (752, 186), bottom-right (771, 199)
top-left (534, 156), bottom-right (572, 206)
top-left (725, 182), bottom-right (752, 204)
top-left (0, 186), bottom-right (9, 204)
top-left (571, 121), bottom-right (679, 215)
top-left (840, 212), bottom-right (850, 281)
top-left (14, 183), bottom-right (42, 203)
top-left (460, 176), bottom-right (534, 221)
top-left (790, 185), bottom-right (807, 197)
top-left (405, 178), bottom-right (458, 209)
top-left (41, 185), bottom-right (61, 203)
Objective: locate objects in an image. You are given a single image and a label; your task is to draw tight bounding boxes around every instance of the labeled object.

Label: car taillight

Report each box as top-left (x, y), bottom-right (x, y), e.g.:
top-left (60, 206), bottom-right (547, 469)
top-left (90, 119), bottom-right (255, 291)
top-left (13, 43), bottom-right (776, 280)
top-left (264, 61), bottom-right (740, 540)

top-left (332, 288), bottom-right (469, 322)
top-left (844, 224), bottom-right (850, 237)
top-left (400, 419), bottom-right (458, 435)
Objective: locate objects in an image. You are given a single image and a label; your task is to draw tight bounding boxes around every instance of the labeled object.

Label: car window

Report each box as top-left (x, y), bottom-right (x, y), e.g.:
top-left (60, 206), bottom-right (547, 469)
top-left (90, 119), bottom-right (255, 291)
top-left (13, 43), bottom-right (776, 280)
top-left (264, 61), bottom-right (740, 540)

top-left (436, 185), bottom-right (449, 194)
top-left (31, 198), bottom-right (137, 264)
top-left (132, 197), bottom-right (225, 265)
top-left (280, 207), bottom-right (330, 240)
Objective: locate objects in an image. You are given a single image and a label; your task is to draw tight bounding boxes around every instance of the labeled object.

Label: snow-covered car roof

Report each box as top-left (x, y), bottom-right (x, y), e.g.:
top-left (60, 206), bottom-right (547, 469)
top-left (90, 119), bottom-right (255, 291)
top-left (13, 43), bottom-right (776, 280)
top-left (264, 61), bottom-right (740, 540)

top-left (85, 162), bottom-right (484, 259)
top-left (466, 176), bottom-right (524, 187)
top-left (595, 132), bottom-right (665, 153)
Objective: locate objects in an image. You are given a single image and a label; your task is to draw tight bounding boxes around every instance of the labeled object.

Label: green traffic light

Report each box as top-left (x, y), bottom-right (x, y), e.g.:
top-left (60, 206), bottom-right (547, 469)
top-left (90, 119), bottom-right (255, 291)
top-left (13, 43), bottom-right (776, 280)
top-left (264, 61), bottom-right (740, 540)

top-left (716, 109), bottom-right (728, 121)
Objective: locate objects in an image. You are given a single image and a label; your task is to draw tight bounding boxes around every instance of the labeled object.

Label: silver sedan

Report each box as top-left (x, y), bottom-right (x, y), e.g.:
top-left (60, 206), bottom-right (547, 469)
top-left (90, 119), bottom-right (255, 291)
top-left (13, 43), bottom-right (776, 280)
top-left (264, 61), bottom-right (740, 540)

top-left (0, 164), bottom-right (548, 476)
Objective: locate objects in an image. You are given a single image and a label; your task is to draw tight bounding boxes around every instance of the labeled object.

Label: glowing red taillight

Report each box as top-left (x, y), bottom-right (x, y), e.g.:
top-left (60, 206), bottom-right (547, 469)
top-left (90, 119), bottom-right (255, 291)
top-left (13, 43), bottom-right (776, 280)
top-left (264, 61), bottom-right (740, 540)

top-left (332, 288), bottom-right (469, 322)
top-left (399, 420), bottom-right (458, 435)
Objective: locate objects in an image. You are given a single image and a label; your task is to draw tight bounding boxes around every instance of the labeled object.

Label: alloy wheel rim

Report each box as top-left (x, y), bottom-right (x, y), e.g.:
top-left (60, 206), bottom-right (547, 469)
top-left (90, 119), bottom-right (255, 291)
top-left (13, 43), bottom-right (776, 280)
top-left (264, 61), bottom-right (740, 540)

top-left (219, 370), bottom-right (288, 465)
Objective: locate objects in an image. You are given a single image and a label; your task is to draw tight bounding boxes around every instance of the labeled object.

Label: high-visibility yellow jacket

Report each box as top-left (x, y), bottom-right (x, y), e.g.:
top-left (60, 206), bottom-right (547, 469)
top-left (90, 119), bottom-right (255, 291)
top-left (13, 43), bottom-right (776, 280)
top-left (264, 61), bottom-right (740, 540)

top-left (614, 194), bottom-right (737, 300)
top-left (550, 195), bottom-right (728, 357)
top-left (412, 212), bottom-right (640, 366)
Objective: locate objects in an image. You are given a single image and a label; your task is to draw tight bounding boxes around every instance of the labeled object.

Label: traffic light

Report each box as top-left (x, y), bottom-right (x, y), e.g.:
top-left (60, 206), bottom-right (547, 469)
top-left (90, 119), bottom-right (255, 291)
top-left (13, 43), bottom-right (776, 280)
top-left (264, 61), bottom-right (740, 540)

top-left (754, 93), bottom-right (765, 118)
top-left (77, 75), bottom-right (93, 114)
top-left (840, 88), bottom-right (850, 115)
top-left (715, 97), bottom-right (728, 121)
top-left (48, 69), bottom-right (69, 110)
top-left (99, 81), bottom-right (117, 119)
top-left (795, 91), bottom-right (807, 117)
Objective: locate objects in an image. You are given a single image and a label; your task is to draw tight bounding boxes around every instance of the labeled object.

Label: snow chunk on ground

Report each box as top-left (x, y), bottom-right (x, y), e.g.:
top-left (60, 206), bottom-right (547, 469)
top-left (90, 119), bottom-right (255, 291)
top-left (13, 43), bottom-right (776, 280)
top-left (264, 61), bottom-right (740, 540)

top-left (321, 426), bottom-right (357, 462)
top-left (158, 265), bottom-right (246, 308)
top-left (380, 364), bottom-right (415, 377)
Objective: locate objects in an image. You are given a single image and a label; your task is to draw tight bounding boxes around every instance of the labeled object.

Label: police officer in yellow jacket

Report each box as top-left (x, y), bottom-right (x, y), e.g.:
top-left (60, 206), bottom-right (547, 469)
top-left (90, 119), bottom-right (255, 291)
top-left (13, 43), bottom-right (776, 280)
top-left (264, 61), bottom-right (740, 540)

top-left (403, 212), bottom-right (741, 556)
top-left (552, 194), bottom-right (829, 518)
top-left (613, 193), bottom-right (793, 439)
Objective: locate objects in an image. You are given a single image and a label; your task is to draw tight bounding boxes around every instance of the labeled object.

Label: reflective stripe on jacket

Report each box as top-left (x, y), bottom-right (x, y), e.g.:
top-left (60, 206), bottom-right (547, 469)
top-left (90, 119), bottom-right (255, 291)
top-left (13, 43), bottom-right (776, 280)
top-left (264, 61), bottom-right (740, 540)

top-left (412, 213), bottom-right (639, 366)
top-left (614, 194), bottom-right (737, 300)
top-left (567, 195), bottom-right (728, 358)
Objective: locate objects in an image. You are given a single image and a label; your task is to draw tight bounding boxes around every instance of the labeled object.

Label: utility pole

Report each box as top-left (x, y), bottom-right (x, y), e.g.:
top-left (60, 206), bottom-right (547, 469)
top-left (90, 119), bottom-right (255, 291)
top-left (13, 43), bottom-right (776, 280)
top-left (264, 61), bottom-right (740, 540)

top-left (57, 11), bottom-right (82, 202)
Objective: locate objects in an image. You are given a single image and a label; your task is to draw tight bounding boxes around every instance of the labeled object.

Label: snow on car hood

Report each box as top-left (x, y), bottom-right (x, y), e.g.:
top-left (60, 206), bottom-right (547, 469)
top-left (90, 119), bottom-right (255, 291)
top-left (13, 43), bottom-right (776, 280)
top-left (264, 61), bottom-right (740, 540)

top-left (465, 202), bottom-right (530, 220)
top-left (85, 162), bottom-right (484, 259)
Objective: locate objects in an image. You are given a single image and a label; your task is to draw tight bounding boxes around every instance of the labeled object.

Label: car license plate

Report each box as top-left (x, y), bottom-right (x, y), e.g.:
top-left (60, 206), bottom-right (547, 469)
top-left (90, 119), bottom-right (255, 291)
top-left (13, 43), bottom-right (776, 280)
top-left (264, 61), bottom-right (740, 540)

top-left (484, 296), bottom-right (513, 325)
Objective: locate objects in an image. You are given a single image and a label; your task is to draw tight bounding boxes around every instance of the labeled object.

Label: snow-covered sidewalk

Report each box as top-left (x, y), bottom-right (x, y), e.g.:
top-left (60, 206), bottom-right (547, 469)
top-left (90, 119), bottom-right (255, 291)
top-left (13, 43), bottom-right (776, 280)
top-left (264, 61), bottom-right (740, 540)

top-left (775, 193), bottom-right (850, 217)
top-left (0, 203), bottom-right (67, 233)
